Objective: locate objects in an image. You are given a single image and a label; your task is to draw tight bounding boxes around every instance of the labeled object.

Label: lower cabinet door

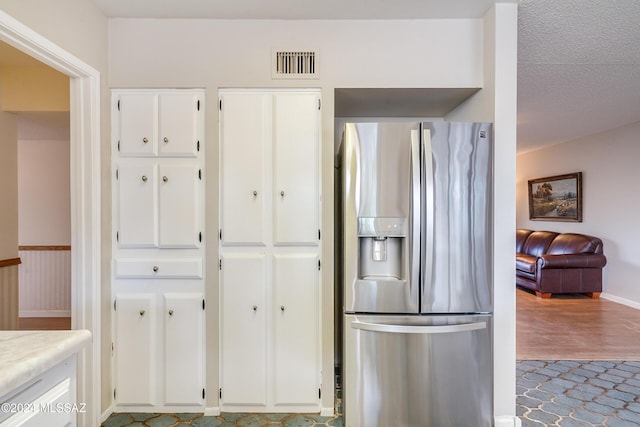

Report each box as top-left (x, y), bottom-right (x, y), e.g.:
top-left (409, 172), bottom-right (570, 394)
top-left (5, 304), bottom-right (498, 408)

top-left (115, 294), bottom-right (156, 406)
top-left (164, 293), bottom-right (204, 406)
top-left (221, 254), bottom-right (267, 407)
top-left (273, 254), bottom-right (320, 408)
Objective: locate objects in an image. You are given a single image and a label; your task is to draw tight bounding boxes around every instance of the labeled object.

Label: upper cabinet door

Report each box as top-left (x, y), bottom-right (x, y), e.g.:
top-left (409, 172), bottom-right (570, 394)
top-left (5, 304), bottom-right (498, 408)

top-left (158, 93), bottom-right (200, 157)
top-left (220, 92), bottom-right (268, 246)
top-left (116, 91), bottom-right (201, 158)
top-left (158, 164), bottom-right (200, 248)
top-left (273, 93), bottom-right (320, 245)
top-left (118, 93), bottom-right (158, 156)
top-left (117, 164), bottom-right (158, 248)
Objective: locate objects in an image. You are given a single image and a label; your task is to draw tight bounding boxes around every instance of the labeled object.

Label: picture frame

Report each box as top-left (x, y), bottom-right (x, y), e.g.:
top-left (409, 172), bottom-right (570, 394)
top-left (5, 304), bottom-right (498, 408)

top-left (528, 172), bottom-right (582, 222)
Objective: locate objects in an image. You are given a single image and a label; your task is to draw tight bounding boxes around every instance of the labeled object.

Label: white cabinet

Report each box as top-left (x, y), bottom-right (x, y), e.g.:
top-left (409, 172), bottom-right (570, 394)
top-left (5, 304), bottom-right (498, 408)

top-left (220, 91), bottom-right (320, 246)
top-left (113, 293), bottom-right (204, 410)
top-left (113, 89), bottom-right (204, 249)
top-left (219, 92), bottom-right (268, 245)
top-left (111, 89), bottom-right (205, 413)
top-left (273, 93), bottom-right (321, 245)
top-left (114, 294), bottom-right (157, 406)
top-left (116, 164), bottom-right (201, 248)
top-left (273, 254), bottom-right (320, 406)
top-left (220, 254), bottom-right (267, 407)
top-left (0, 357), bottom-right (77, 427)
top-left (118, 91), bottom-right (201, 157)
top-left (164, 294), bottom-right (205, 406)
top-left (219, 89), bottom-right (321, 413)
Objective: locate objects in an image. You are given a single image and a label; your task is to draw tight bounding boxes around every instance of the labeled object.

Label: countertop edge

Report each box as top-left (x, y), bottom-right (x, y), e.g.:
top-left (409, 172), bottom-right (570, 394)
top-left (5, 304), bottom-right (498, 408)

top-left (0, 330), bottom-right (92, 398)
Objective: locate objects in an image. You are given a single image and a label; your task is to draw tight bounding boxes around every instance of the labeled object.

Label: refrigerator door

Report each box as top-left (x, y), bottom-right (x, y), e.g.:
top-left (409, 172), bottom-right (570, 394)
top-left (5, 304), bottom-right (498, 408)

top-left (341, 122), bottom-right (420, 313)
top-left (421, 122), bottom-right (493, 314)
top-left (343, 314), bottom-right (493, 427)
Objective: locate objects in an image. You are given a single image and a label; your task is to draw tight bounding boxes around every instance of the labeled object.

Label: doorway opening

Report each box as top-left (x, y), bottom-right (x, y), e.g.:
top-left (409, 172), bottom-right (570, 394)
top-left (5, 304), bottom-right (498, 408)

top-left (0, 10), bottom-right (101, 427)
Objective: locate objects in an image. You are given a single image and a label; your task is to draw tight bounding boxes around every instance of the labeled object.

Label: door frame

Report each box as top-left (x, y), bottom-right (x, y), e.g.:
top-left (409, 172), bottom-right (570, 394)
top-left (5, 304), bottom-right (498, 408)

top-left (0, 10), bottom-right (101, 427)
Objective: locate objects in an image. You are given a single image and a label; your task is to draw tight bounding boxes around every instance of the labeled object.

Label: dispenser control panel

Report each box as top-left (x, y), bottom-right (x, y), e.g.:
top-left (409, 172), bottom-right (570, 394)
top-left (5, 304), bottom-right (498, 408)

top-left (357, 217), bottom-right (408, 237)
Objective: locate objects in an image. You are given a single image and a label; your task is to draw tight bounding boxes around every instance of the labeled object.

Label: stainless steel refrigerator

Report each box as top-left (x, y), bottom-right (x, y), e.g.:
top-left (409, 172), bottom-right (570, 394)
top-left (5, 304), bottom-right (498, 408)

top-left (339, 121), bottom-right (493, 427)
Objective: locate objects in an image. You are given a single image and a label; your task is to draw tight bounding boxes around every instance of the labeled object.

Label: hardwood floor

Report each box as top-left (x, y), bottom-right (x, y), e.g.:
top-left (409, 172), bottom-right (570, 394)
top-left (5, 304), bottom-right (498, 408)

top-left (517, 287), bottom-right (640, 360)
top-left (17, 317), bottom-right (71, 330)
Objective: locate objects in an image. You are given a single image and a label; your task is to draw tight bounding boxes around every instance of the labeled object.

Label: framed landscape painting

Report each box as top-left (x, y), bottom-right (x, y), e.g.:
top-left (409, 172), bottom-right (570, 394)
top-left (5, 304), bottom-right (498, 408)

top-left (528, 172), bottom-right (583, 222)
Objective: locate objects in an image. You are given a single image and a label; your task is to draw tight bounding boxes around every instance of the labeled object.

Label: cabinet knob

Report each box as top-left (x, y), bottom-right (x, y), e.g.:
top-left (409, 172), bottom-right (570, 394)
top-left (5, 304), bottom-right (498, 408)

top-left (152, 266), bottom-right (159, 272)
top-left (162, 176), bottom-right (168, 183)
top-left (253, 305), bottom-right (258, 311)
top-left (139, 309), bottom-right (145, 316)
top-left (280, 190), bottom-right (285, 197)
top-left (163, 137), bottom-right (169, 143)
top-left (252, 190), bottom-right (258, 197)
top-left (281, 305), bottom-right (285, 312)
top-left (142, 137), bottom-right (148, 144)
top-left (169, 309), bottom-right (174, 316)
top-left (141, 175), bottom-right (148, 182)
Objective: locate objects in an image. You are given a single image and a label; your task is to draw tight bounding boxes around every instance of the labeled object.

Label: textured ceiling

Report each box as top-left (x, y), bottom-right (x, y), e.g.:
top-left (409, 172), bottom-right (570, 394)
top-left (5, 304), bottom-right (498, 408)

top-left (517, 0), bottom-right (640, 153)
top-left (2, 0), bottom-right (639, 153)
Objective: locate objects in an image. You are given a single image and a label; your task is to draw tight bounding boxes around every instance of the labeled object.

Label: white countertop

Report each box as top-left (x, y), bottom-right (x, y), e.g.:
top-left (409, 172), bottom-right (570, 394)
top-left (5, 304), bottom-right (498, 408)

top-left (0, 330), bottom-right (92, 398)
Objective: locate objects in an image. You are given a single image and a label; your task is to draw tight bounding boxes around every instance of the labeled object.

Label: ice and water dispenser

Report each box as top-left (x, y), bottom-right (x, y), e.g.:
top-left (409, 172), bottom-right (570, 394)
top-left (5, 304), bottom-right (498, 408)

top-left (357, 217), bottom-right (407, 281)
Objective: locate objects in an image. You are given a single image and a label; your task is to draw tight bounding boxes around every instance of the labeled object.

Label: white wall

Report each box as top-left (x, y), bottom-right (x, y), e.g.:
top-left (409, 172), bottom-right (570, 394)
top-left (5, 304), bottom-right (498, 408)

top-left (0, 109), bottom-right (18, 260)
top-left (18, 138), bottom-right (70, 245)
top-left (517, 120), bottom-right (640, 306)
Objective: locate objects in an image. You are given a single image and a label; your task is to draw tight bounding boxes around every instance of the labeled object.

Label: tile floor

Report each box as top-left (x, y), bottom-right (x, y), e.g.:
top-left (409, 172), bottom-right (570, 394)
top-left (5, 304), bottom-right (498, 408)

top-left (102, 412), bottom-right (343, 427)
top-left (517, 360), bottom-right (640, 426)
top-left (103, 360), bottom-right (640, 426)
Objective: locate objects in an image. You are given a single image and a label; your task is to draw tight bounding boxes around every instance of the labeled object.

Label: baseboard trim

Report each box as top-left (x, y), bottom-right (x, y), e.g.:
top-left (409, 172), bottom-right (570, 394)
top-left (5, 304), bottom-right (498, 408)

top-left (205, 406), bottom-right (221, 416)
top-left (320, 407), bottom-right (334, 417)
top-left (601, 293), bottom-right (640, 310)
top-left (19, 310), bottom-right (71, 317)
top-left (101, 406), bottom-right (113, 423)
top-left (495, 415), bottom-right (522, 427)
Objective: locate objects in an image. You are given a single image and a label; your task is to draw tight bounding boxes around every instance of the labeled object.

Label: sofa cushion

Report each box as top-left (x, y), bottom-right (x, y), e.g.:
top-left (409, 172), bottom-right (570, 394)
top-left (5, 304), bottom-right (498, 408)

top-left (521, 231), bottom-right (559, 257)
top-left (516, 253), bottom-right (536, 273)
top-left (516, 229), bottom-right (534, 253)
top-left (547, 233), bottom-right (604, 255)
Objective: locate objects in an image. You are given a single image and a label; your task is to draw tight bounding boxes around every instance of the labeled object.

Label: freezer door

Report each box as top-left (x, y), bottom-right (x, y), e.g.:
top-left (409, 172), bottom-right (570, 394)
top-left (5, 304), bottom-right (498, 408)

top-left (343, 314), bottom-right (493, 427)
top-left (421, 122), bottom-right (493, 313)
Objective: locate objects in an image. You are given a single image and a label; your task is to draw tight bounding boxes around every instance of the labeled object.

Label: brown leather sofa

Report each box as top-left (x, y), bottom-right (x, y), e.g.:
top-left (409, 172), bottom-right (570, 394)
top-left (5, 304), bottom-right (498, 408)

top-left (516, 229), bottom-right (607, 298)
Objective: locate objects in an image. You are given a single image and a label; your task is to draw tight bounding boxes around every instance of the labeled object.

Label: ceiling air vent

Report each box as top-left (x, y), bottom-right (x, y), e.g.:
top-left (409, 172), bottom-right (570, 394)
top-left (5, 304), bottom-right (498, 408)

top-left (272, 50), bottom-right (319, 79)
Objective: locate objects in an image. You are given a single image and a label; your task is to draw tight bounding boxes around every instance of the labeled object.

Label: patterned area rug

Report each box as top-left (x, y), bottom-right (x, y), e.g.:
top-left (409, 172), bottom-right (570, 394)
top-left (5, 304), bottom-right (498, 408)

top-left (517, 360), bottom-right (640, 427)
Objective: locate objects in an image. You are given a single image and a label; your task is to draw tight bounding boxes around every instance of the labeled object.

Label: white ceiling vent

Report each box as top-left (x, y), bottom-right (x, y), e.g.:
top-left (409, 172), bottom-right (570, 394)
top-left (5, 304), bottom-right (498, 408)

top-left (272, 50), bottom-right (319, 79)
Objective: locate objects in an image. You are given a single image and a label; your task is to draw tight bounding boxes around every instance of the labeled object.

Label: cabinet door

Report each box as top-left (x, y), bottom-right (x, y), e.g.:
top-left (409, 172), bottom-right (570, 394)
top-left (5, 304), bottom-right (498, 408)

top-left (164, 293), bottom-right (204, 406)
top-left (118, 92), bottom-right (157, 156)
top-left (273, 93), bottom-right (320, 245)
top-left (220, 93), bottom-right (268, 245)
top-left (221, 254), bottom-right (267, 406)
top-left (115, 294), bottom-right (157, 406)
top-left (158, 164), bottom-right (200, 248)
top-left (273, 254), bottom-right (320, 407)
top-left (158, 93), bottom-right (200, 157)
top-left (117, 164), bottom-right (158, 247)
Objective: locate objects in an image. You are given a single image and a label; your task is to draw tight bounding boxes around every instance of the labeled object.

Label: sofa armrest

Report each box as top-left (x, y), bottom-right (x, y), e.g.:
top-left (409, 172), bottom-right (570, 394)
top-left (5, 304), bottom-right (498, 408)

top-left (538, 253), bottom-right (607, 269)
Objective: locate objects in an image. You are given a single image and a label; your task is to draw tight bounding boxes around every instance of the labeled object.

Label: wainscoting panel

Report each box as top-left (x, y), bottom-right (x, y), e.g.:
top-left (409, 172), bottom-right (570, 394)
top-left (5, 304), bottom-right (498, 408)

top-left (0, 262), bottom-right (19, 329)
top-left (18, 247), bottom-right (71, 317)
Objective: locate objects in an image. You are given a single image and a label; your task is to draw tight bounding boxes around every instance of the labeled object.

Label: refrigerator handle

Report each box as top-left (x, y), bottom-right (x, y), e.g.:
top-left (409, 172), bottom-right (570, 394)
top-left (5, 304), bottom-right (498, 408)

top-left (410, 130), bottom-right (421, 309)
top-left (351, 320), bottom-right (487, 334)
top-left (421, 126), bottom-right (435, 298)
